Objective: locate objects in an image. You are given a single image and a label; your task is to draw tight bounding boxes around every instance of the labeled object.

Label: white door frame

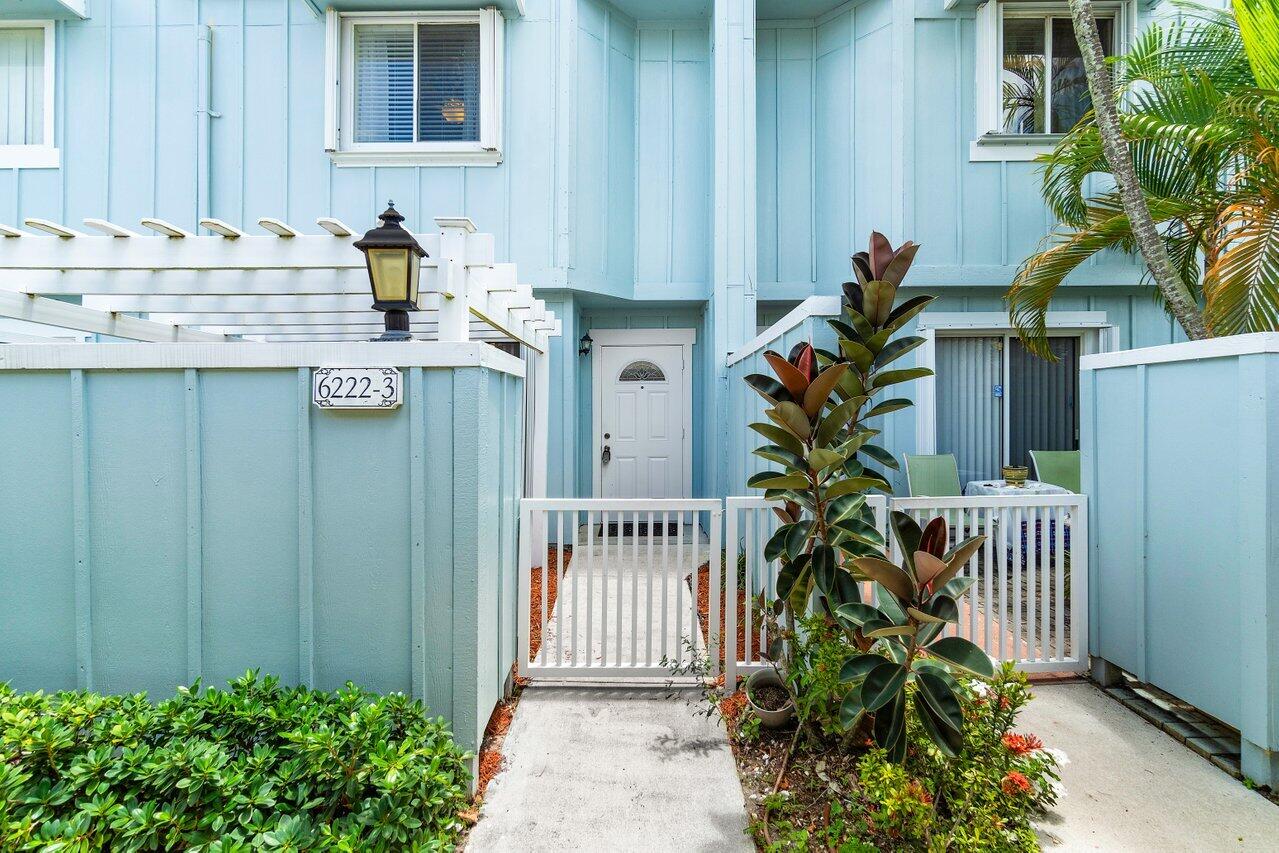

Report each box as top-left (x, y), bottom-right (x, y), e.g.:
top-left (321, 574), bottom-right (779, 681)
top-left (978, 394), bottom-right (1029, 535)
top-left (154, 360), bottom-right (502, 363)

top-left (914, 312), bottom-right (1118, 455)
top-left (590, 328), bottom-right (695, 498)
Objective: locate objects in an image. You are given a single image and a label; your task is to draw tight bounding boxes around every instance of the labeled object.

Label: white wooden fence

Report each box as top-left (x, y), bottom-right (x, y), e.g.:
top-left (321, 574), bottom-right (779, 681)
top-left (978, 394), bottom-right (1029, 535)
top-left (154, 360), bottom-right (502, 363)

top-left (517, 499), bottom-right (722, 679)
top-left (518, 494), bottom-right (1087, 684)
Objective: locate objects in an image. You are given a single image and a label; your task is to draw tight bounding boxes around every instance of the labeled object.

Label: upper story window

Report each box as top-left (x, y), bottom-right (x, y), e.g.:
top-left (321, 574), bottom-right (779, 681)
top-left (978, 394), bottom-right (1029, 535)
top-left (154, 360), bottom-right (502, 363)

top-left (0, 21), bottom-right (58, 169)
top-left (325, 10), bottom-right (503, 167)
top-left (972, 1), bottom-right (1133, 162)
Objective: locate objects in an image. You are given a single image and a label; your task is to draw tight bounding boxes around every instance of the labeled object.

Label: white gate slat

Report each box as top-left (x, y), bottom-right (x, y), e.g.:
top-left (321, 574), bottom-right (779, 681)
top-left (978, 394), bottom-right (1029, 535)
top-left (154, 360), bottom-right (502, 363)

top-left (586, 511), bottom-right (595, 666)
top-left (555, 510), bottom-right (564, 666)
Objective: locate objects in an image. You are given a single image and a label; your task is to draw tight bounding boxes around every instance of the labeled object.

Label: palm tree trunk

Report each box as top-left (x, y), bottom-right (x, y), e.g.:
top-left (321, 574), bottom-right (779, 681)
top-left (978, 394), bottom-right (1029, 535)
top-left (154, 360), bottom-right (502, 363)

top-left (1066, 0), bottom-right (1210, 340)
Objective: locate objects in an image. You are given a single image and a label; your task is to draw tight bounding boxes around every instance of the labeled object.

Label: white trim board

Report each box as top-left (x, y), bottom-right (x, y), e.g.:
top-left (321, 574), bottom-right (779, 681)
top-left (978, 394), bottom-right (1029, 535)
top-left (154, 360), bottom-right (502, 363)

top-left (590, 327), bottom-right (695, 499)
top-left (588, 328), bottom-right (696, 346)
top-left (0, 341), bottom-right (525, 375)
top-left (917, 311), bottom-right (1111, 331)
top-left (727, 295), bottom-right (840, 366)
top-left (1080, 332), bottom-right (1279, 371)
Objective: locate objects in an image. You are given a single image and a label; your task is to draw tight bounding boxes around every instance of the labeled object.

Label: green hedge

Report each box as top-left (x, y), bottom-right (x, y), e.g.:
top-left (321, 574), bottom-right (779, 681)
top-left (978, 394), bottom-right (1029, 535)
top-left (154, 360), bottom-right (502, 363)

top-left (0, 672), bottom-right (471, 850)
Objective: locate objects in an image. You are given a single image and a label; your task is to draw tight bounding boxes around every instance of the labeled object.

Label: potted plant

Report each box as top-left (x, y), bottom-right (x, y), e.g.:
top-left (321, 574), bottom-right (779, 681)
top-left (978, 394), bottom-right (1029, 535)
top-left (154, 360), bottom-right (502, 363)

top-left (745, 668), bottom-right (795, 728)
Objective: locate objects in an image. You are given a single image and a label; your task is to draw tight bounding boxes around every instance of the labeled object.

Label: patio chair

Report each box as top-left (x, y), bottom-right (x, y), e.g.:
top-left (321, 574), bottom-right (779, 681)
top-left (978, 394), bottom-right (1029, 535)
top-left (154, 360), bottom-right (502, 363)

top-left (1029, 450), bottom-right (1081, 494)
top-left (903, 454), bottom-right (962, 497)
top-left (903, 454), bottom-right (966, 546)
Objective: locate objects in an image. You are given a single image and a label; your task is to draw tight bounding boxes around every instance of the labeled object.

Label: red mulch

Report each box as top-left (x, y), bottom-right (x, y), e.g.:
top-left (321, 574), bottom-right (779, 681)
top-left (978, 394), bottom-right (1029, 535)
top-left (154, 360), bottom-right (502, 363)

top-left (528, 547), bottom-right (572, 660)
top-left (690, 565), bottom-right (756, 673)
top-left (474, 694), bottom-right (516, 801)
top-left (720, 689), bottom-right (747, 725)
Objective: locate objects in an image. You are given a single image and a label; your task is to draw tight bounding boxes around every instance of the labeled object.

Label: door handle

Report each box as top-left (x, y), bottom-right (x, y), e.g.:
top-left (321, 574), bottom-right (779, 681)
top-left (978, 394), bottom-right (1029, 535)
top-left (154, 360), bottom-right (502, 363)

top-left (601, 445), bottom-right (611, 464)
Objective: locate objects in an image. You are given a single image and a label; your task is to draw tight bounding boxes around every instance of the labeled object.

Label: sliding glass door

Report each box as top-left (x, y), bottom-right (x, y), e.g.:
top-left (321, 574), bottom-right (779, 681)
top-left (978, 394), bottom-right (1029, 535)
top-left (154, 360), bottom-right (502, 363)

top-left (934, 334), bottom-right (1080, 485)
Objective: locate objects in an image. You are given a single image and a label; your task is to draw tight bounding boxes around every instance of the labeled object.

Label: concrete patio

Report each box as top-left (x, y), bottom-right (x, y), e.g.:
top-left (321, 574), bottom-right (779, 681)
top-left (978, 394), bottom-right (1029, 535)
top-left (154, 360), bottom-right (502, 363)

top-left (1024, 682), bottom-right (1279, 851)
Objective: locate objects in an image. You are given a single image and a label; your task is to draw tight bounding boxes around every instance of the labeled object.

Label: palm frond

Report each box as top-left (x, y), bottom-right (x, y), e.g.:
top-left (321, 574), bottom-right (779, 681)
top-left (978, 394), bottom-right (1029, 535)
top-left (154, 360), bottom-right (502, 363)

top-left (1007, 196), bottom-right (1198, 356)
top-left (1204, 142), bottom-right (1279, 333)
top-left (1233, 0), bottom-right (1279, 90)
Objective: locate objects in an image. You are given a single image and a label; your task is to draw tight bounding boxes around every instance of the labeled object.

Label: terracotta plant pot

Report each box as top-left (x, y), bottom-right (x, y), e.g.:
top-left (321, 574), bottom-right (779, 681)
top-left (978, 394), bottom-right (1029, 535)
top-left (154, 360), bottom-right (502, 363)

top-left (745, 669), bottom-right (795, 729)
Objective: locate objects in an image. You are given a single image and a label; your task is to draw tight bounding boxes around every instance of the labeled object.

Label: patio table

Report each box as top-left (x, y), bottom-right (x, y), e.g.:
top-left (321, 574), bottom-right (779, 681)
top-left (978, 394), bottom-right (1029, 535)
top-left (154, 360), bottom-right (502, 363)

top-left (963, 480), bottom-right (1072, 556)
top-left (964, 479), bottom-right (1071, 497)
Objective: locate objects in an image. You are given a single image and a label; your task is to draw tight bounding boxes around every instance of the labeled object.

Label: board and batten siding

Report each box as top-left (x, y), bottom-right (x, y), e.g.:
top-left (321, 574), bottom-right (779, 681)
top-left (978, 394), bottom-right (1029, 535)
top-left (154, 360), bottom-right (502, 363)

top-left (756, 0), bottom-right (895, 301)
top-left (0, 343), bottom-right (523, 755)
top-left (1, 0), bottom-right (563, 288)
top-left (1082, 333), bottom-right (1279, 787)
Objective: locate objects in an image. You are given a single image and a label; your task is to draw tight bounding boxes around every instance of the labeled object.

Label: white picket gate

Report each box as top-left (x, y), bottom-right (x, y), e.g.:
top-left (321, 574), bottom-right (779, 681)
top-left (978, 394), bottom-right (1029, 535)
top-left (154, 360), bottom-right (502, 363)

top-left (518, 494), bottom-right (1087, 685)
top-left (517, 498), bottom-right (722, 679)
top-left (724, 494), bottom-right (1088, 687)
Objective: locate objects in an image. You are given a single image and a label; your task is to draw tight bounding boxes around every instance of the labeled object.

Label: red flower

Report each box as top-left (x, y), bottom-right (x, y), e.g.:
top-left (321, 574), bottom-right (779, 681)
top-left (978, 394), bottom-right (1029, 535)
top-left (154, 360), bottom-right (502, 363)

top-left (1002, 733), bottom-right (1044, 755)
top-left (1001, 771), bottom-right (1033, 796)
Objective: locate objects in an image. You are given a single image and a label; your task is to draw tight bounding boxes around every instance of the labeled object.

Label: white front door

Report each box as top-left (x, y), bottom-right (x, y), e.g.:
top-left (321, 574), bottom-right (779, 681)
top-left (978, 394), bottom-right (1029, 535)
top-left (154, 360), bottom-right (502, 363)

top-left (597, 343), bottom-right (687, 499)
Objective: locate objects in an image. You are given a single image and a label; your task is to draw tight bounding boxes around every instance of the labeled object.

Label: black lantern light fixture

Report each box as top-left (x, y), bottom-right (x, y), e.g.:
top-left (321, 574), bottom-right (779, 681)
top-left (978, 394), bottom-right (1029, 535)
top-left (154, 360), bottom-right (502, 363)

top-left (354, 202), bottom-right (427, 341)
top-left (578, 331), bottom-right (593, 357)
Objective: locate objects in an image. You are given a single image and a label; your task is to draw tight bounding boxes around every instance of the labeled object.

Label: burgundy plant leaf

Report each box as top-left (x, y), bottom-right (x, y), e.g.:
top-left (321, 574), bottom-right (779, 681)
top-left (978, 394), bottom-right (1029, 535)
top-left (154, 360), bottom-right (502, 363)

top-left (850, 254), bottom-right (873, 288)
top-left (789, 341), bottom-right (817, 381)
top-left (843, 279), bottom-right (866, 315)
top-left (919, 516), bottom-right (948, 558)
top-left (869, 231), bottom-right (895, 280)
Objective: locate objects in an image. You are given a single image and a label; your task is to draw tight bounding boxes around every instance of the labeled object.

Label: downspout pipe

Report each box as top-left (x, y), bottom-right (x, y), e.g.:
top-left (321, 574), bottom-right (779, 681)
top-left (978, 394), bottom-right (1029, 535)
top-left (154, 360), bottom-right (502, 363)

top-left (195, 22), bottom-right (218, 231)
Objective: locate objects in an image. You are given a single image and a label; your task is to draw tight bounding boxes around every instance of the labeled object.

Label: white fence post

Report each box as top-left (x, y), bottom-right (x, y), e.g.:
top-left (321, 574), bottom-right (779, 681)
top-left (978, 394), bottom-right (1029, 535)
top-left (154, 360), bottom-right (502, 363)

top-left (434, 217), bottom-right (474, 343)
top-left (725, 502), bottom-right (739, 691)
top-left (709, 506), bottom-right (723, 682)
top-left (517, 501), bottom-right (533, 678)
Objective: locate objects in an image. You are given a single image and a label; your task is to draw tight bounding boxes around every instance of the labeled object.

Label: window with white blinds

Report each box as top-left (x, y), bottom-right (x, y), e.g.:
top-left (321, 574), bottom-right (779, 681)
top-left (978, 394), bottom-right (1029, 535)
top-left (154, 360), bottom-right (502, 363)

top-left (335, 11), bottom-right (500, 164)
top-left (0, 25), bottom-right (50, 149)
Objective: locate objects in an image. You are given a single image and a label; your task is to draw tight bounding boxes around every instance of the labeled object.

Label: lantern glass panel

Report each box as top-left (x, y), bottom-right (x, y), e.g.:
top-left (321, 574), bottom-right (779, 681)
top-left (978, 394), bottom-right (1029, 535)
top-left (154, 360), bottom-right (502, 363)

top-left (368, 248), bottom-right (411, 303)
top-left (408, 251), bottom-right (421, 306)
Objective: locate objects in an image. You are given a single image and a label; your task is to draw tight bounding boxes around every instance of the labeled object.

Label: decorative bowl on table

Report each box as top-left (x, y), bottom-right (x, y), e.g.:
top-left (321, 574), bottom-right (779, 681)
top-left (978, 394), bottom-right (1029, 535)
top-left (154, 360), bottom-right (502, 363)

top-left (1002, 465), bottom-right (1029, 487)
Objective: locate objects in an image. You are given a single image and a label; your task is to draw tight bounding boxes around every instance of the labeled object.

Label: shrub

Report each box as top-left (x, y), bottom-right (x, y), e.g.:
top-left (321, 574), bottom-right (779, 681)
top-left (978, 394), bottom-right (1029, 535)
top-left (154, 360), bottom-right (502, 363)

top-left (0, 672), bottom-right (471, 851)
top-left (855, 664), bottom-right (1064, 852)
top-left (739, 664), bottom-right (1064, 851)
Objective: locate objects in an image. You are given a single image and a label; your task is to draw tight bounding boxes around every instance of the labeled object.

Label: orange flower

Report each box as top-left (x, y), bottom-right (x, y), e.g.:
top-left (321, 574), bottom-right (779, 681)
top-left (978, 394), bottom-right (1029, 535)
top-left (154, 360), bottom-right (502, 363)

top-left (906, 780), bottom-right (934, 805)
top-left (1001, 771), bottom-right (1033, 796)
top-left (1002, 733), bottom-right (1044, 755)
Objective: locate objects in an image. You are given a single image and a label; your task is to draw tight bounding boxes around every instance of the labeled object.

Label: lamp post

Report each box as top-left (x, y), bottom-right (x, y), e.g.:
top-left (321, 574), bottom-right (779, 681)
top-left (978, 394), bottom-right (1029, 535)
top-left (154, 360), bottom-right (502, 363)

top-left (354, 202), bottom-right (427, 341)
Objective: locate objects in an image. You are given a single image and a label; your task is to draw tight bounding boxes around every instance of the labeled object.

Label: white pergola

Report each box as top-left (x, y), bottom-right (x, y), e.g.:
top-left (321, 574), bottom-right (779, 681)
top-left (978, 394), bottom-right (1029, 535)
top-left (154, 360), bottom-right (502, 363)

top-left (0, 214), bottom-right (560, 351)
top-left (0, 213), bottom-right (559, 556)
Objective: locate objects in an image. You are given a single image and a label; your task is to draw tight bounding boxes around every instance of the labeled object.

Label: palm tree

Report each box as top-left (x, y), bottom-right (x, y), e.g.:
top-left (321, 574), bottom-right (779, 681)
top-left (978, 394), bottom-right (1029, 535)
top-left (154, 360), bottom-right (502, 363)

top-left (1007, 1), bottom-right (1279, 353)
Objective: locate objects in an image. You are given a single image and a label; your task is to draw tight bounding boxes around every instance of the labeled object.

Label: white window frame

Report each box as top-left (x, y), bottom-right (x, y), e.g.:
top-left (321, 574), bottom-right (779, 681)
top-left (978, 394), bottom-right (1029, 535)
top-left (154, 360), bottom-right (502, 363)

top-left (971, 0), bottom-right (1134, 162)
top-left (0, 21), bottom-right (58, 170)
top-left (324, 9), bottom-right (503, 167)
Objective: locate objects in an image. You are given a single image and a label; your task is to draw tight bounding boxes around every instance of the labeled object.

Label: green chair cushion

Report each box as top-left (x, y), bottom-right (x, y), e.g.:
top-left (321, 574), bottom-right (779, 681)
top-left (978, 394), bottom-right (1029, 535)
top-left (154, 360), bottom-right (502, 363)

top-left (904, 454), bottom-right (963, 497)
top-left (1029, 450), bottom-right (1081, 493)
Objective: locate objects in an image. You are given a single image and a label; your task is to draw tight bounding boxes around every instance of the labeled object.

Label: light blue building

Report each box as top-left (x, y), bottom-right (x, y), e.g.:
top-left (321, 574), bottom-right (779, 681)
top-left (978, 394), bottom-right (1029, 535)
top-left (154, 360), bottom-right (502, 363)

top-left (0, 0), bottom-right (1186, 501)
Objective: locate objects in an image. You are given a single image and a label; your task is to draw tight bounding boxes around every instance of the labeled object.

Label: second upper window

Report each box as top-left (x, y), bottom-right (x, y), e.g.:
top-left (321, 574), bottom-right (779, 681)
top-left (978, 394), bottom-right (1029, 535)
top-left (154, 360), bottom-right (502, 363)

top-left (1000, 9), bottom-right (1114, 135)
top-left (328, 11), bottom-right (503, 166)
top-left (972, 1), bottom-right (1132, 160)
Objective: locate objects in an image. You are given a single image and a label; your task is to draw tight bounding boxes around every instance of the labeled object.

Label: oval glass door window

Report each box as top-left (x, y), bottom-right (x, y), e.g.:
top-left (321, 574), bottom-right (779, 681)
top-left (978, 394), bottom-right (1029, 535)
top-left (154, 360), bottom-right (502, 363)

top-left (618, 360), bottom-right (666, 382)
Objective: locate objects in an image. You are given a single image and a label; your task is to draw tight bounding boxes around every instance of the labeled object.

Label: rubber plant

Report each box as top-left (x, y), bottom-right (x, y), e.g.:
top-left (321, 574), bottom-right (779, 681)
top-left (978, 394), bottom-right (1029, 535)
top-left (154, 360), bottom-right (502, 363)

top-left (744, 232), bottom-right (993, 762)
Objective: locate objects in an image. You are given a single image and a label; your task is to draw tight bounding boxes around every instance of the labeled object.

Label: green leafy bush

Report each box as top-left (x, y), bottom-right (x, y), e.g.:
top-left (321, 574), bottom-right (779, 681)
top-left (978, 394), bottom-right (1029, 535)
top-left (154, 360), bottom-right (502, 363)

top-left (0, 672), bottom-right (471, 851)
top-left (746, 665), bottom-right (1063, 852)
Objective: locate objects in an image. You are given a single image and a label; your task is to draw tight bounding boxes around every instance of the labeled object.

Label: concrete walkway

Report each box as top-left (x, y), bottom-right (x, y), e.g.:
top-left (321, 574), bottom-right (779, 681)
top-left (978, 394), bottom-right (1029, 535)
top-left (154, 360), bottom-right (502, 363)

top-left (1024, 682), bottom-right (1279, 851)
top-left (466, 686), bottom-right (751, 852)
top-left (538, 533), bottom-right (712, 670)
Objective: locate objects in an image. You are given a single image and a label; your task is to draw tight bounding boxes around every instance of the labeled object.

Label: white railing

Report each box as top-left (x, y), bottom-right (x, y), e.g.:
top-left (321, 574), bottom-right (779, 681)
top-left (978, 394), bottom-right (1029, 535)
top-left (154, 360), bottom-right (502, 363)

top-left (518, 498), bottom-right (722, 679)
top-left (724, 494), bottom-right (1087, 685)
